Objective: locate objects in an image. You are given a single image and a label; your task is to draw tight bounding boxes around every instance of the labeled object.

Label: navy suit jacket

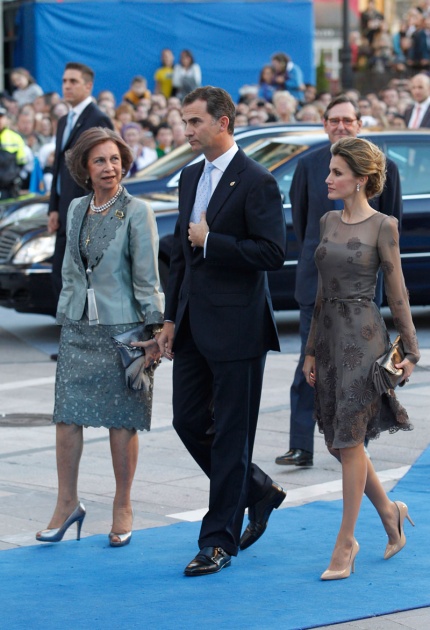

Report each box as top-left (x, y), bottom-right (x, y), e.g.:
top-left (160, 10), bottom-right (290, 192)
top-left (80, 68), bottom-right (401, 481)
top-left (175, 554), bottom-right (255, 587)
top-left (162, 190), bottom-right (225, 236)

top-left (48, 102), bottom-right (113, 236)
top-left (291, 143), bottom-right (403, 306)
top-left (404, 103), bottom-right (430, 128)
top-left (164, 147), bottom-right (287, 362)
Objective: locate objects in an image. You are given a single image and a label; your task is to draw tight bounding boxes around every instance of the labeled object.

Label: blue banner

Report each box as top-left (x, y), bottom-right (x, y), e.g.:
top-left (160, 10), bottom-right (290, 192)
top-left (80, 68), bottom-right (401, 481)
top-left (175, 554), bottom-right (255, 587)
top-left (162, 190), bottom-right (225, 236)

top-left (16, 1), bottom-right (314, 103)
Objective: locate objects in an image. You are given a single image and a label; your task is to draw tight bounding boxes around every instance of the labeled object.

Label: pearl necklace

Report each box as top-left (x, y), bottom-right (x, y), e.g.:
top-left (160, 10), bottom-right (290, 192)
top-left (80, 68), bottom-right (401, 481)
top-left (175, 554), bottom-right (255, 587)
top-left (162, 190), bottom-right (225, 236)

top-left (90, 185), bottom-right (123, 213)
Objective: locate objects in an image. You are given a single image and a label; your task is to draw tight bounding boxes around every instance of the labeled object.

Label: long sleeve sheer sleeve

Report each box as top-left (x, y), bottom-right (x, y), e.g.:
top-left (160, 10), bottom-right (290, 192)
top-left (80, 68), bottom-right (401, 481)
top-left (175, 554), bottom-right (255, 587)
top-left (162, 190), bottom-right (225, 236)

top-left (304, 213), bottom-right (330, 356)
top-left (304, 274), bottom-right (322, 356)
top-left (377, 216), bottom-right (420, 364)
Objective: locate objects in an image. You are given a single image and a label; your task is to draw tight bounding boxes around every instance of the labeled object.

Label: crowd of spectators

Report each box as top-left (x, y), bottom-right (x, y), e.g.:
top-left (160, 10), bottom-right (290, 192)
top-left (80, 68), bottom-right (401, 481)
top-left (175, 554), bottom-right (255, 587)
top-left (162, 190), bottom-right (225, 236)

top-left (1, 36), bottom-right (430, 199)
top-left (0, 50), bottom-right (196, 197)
top-left (350, 1), bottom-right (430, 75)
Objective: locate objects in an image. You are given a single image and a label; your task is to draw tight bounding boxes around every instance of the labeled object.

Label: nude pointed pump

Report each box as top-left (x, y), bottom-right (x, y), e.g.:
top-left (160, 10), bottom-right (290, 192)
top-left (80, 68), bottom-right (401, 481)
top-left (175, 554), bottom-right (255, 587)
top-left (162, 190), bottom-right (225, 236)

top-left (321, 539), bottom-right (359, 581)
top-left (384, 500), bottom-right (415, 560)
top-left (36, 502), bottom-right (86, 543)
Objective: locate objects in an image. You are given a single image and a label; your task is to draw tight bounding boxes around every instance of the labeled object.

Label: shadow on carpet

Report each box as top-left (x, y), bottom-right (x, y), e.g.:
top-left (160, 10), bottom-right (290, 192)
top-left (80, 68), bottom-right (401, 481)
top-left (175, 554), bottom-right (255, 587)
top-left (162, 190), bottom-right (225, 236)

top-left (2, 448), bottom-right (430, 630)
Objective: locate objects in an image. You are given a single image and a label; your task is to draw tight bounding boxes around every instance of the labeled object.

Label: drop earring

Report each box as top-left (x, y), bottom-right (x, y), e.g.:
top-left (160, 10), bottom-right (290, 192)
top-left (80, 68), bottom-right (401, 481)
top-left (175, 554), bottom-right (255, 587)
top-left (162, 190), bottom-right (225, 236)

top-left (356, 183), bottom-right (360, 192)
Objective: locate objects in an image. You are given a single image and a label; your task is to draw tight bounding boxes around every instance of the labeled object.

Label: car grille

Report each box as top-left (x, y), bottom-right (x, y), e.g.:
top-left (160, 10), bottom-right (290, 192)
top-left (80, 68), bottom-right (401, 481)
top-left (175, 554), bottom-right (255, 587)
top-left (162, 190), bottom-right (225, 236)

top-left (0, 230), bottom-right (20, 263)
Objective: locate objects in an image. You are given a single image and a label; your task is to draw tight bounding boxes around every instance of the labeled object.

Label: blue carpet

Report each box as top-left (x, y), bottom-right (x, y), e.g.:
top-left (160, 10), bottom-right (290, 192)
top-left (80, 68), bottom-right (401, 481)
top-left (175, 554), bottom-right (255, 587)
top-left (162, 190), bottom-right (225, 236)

top-left (2, 449), bottom-right (430, 630)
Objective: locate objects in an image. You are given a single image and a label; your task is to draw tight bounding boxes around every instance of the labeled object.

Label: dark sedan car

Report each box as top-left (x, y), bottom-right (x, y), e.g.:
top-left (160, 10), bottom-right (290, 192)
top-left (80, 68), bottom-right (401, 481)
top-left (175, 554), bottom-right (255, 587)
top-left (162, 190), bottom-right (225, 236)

top-left (0, 123), bottom-right (323, 224)
top-left (0, 130), bottom-right (429, 315)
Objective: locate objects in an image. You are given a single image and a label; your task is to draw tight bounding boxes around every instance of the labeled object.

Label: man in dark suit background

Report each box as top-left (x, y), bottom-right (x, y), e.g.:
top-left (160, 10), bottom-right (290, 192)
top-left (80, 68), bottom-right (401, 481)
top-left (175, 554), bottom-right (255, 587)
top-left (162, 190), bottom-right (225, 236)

top-left (47, 62), bottom-right (113, 301)
top-left (408, 15), bottom-right (430, 73)
top-left (275, 95), bottom-right (403, 469)
top-left (158, 86), bottom-right (287, 576)
top-left (404, 73), bottom-right (430, 129)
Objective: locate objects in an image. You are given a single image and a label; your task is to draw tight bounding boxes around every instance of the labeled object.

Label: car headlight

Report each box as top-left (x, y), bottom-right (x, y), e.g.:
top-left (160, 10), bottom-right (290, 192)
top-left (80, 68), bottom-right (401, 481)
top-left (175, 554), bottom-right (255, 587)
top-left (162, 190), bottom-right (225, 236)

top-left (13, 235), bottom-right (56, 264)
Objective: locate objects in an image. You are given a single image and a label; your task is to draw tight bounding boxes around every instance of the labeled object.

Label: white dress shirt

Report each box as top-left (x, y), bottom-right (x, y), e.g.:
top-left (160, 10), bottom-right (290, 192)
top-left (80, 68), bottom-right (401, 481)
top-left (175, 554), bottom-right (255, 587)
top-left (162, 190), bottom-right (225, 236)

top-left (67, 96), bottom-right (93, 131)
top-left (202, 142), bottom-right (239, 255)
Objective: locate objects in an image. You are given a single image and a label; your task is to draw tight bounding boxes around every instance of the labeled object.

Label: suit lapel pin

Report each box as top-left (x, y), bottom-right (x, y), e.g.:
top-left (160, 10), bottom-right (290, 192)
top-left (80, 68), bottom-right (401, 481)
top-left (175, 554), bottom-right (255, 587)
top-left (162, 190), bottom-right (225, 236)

top-left (115, 209), bottom-right (125, 219)
top-left (230, 181), bottom-right (235, 186)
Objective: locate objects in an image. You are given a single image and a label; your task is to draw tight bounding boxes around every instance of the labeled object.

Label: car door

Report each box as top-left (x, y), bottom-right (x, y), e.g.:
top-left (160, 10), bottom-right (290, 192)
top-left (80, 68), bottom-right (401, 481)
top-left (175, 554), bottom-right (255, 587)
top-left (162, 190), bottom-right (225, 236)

top-left (382, 136), bottom-right (430, 306)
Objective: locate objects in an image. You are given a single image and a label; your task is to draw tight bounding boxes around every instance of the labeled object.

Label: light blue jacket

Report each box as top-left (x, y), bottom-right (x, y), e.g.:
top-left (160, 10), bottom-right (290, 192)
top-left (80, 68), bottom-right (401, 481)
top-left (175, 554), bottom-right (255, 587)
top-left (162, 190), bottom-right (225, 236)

top-left (57, 187), bottom-right (164, 326)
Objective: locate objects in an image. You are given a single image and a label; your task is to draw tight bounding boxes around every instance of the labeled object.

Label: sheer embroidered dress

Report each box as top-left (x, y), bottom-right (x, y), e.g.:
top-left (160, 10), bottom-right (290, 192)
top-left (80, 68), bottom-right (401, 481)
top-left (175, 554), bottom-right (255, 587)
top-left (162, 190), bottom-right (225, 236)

top-left (305, 211), bottom-right (420, 449)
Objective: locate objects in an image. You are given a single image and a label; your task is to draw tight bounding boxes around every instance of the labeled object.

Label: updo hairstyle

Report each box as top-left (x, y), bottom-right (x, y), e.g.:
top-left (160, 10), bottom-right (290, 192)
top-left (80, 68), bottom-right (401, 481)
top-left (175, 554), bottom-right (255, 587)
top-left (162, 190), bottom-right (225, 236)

top-left (330, 137), bottom-right (386, 199)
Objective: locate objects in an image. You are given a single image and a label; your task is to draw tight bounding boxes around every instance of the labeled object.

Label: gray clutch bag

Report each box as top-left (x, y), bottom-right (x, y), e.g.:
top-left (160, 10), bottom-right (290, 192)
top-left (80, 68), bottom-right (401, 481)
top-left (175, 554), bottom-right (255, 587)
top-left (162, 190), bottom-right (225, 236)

top-left (111, 324), bottom-right (154, 391)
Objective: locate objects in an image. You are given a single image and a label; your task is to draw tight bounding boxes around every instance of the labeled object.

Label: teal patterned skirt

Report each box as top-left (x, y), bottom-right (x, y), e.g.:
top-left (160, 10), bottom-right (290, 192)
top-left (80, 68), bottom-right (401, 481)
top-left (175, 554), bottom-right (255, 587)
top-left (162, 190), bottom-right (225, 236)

top-left (53, 318), bottom-right (153, 431)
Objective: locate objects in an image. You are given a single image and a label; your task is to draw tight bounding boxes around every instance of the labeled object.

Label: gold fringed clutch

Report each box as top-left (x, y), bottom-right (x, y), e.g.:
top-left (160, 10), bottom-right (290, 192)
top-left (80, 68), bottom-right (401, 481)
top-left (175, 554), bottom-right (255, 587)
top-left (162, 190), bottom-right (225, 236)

top-left (372, 335), bottom-right (405, 395)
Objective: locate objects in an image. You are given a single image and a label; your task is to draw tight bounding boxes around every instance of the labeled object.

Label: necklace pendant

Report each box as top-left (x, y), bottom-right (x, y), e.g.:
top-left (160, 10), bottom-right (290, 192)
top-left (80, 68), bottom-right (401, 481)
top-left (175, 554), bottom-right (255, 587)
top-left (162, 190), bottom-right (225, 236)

top-left (85, 236), bottom-right (90, 246)
top-left (86, 267), bottom-right (92, 275)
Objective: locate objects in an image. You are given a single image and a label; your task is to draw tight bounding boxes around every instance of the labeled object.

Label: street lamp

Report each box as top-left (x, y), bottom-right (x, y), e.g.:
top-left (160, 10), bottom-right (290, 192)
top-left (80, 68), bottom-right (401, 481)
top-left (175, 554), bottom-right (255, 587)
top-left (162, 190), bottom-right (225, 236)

top-left (339, 0), bottom-right (353, 90)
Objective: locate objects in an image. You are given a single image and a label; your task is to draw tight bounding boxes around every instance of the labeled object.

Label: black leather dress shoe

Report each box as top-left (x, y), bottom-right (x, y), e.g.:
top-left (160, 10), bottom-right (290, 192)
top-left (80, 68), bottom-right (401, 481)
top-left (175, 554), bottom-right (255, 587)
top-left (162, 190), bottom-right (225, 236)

top-left (275, 448), bottom-right (313, 467)
top-left (239, 482), bottom-right (286, 551)
top-left (50, 353), bottom-right (58, 362)
top-left (184, 546), bottom-right (231, 576)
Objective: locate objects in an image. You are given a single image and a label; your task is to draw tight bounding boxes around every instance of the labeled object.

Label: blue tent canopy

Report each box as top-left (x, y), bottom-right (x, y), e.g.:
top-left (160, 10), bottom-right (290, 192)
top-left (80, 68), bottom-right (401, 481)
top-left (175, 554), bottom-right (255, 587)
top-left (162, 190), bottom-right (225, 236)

top-left (15, 0), bottom-right (313, 102)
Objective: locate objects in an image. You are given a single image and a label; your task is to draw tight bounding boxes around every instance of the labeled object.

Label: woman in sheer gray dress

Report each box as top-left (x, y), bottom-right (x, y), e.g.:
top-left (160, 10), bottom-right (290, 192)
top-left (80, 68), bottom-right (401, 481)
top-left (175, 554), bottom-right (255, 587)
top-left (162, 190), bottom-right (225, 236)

top-left (303, 138), bottom-right (420, 580)
top-left (36, 128), bottom-right (164, 547)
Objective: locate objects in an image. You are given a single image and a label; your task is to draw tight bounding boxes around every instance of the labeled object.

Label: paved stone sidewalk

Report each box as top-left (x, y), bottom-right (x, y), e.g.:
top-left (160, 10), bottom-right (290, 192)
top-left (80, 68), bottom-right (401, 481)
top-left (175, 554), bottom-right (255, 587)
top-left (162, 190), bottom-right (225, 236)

top-left (0, 306), bottom-right (429, 629)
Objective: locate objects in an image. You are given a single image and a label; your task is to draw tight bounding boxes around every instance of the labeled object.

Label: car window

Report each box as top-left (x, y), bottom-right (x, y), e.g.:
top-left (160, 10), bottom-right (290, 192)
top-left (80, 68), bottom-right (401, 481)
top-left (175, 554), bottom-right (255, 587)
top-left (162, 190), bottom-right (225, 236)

top-left (235, 125), bottom-right (323, 149)
top-left (246, 140), bottom-right (312, 171)
top-left (130, 127), bottom-right (321, 181)
top-left (131, 144), bottom-right (197, 180)
top-left (270, 161), bottom-right (298, 203)
top-left (385, 142), bottom-right (430, 195)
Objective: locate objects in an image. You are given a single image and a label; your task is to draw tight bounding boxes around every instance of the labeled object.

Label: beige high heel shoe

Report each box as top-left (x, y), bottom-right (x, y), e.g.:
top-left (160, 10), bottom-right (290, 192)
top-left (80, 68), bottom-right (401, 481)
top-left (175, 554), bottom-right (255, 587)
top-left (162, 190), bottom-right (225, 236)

top-left (321, 539), bottom-right (360, 581)
top-left (384, 500), bottom-right (415, 560)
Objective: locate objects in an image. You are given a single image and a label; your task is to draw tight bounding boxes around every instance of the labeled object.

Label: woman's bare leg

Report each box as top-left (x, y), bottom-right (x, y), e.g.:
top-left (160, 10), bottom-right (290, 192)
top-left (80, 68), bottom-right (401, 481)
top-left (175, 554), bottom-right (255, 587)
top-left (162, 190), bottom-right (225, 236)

top-left (327, 444), bottom-right (402, 552)
top-left (109, 427), bottom-right (139, 538)
top-left (363, 456), bottom-right (403, 544)
top-left (47, 422), bottom-right (84, 528)
top-left (326, 443), bottom-right (367, 571)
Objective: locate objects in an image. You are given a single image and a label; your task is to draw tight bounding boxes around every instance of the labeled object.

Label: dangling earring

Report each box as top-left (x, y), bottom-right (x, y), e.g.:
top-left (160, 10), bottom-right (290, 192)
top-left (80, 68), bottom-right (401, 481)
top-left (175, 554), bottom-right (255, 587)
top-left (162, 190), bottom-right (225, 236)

top-left (356, 183), bottom-right (360, 192)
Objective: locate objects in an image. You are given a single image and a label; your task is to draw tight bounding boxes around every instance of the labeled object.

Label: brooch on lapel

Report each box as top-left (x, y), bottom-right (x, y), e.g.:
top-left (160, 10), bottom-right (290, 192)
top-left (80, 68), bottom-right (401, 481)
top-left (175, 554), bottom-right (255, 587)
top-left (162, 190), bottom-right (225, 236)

top-left (115, 209), bottom-right (125, 219)
top-left (230, 181), bottom-right (235, 187)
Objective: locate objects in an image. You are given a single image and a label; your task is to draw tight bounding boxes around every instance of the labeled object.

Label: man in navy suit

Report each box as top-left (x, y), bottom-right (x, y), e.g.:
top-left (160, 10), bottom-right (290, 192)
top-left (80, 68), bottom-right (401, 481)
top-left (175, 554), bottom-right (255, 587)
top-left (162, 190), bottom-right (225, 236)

top-left (275, 95), bottom-right (403, 469)
top-left (404, 73), bottom-right (430, 129)
top-left (158, 86), bottom-right (287, 576)
top-left (47, 62), bottom-right (113, 301)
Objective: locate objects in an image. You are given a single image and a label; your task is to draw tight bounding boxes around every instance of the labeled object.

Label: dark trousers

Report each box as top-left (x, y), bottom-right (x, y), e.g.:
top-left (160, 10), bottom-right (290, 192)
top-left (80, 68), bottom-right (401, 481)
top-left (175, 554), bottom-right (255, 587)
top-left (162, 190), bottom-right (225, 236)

top-left (172, 314), bottom-right (271, 556)
top-left (289, 303), bottom-right (316, 454)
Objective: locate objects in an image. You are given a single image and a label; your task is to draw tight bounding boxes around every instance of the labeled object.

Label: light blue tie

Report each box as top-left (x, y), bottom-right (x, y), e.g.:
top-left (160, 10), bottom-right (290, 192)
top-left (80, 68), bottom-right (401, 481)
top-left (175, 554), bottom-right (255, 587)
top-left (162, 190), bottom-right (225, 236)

top-left (191, 162), bottom-right (215, 223)
top-left (61, 110), bottom-right (75, 149)
top-left (57, 111), bottom-right (76, 194)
